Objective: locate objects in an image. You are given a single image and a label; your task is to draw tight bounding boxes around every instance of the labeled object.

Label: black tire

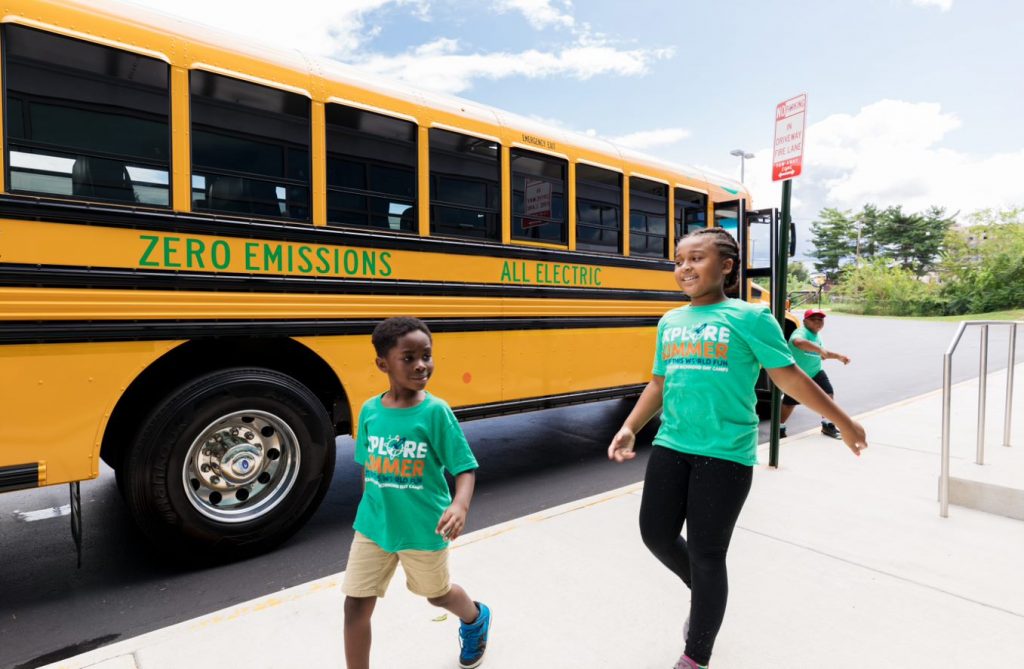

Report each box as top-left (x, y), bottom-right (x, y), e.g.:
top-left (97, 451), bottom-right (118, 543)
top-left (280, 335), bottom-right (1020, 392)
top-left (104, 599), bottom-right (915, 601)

top-left (123, 367), bottom-right (336, 563)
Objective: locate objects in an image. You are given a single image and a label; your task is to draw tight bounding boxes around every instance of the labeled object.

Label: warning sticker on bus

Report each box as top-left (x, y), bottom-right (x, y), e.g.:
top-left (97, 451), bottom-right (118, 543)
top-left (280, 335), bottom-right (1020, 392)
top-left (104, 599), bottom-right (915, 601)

top-left (523, 178), bottom-right (552, 228)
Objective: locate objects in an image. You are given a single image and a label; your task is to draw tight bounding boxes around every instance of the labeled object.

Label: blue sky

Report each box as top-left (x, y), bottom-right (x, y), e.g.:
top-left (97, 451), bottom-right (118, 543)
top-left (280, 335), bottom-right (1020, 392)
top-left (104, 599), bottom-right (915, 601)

top-left (128, 0), bottom-right (1023, 258)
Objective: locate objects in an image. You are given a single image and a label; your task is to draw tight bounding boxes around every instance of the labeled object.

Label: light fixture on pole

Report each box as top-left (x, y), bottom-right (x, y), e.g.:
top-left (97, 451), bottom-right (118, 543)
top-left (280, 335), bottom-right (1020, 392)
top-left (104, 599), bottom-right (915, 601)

top-left (730, 149), bottom-right (755, 183)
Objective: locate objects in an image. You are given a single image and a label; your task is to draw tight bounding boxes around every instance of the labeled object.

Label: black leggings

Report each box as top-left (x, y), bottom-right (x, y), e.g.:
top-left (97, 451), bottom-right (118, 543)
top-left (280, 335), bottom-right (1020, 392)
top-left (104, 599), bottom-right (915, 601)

top-left (639, 445), bottom-right (753, 666)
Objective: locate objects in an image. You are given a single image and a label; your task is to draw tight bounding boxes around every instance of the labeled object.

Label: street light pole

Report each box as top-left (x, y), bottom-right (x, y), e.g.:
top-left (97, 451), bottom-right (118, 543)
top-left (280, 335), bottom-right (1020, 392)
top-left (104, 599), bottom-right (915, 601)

top-left (730, 149), bottom-right (754, 183)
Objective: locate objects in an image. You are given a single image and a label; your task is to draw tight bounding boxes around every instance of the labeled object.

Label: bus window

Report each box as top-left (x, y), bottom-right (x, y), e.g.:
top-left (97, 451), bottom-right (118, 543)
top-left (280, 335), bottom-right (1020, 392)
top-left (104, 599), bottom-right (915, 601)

top-left (629, 177), bottom-right (668, 258)
top-left (748, 213), bottom-right (772, 270)
top-left (511, 149), bottom-right (567, 244)
top-left (3, 25), bottom-right (170, 206)
top-left (674, 187), bottom-right (708, 241)
top-left (191, 71), bottom-right (310, 220)
top-left (575, 164), bottom-right (622, 254)
top-left (326, 104), bottom-right (417, 232)
top-left (715, 200), bottom-right (740, 238)
top-left (429, 128), bottom-right (500, 240)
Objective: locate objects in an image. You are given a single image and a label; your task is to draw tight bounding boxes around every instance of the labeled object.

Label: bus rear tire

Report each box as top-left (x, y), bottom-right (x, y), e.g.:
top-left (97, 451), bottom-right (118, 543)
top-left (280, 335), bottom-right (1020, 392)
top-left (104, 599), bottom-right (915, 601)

top-left (123, 367), bottom-right (336, 563)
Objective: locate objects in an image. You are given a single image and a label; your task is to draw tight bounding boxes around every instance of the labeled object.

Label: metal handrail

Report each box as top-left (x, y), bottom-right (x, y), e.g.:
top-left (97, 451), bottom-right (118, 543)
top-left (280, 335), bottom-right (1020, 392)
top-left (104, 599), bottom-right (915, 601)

top-left (940, 320), bottom-right (1021, 517)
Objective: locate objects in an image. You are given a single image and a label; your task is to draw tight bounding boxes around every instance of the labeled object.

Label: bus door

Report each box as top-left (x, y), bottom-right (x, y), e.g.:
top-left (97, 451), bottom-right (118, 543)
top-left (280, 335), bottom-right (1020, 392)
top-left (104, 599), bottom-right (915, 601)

top-left (742, 207), bottom-right (798, 413)
top-left (743, 208), bottom-right (776, 304)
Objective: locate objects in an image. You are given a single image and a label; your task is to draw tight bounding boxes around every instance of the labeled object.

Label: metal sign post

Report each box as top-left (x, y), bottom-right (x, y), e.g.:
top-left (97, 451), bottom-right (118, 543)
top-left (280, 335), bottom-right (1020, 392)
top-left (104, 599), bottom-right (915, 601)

top-left (768, 94), bottom-right (807, 468)
top-left (768, 180), bottom-right (791, 468)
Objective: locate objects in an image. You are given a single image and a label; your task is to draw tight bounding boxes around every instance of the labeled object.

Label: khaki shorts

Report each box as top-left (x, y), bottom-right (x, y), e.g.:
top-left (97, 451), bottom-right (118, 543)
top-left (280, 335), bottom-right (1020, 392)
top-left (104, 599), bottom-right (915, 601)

top-left (342, 531), bottom-right (451, 599)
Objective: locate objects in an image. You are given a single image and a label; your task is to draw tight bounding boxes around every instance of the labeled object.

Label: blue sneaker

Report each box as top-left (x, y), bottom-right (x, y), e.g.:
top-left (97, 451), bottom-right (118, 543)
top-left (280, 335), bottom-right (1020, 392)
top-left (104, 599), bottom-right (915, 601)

top-left (458, 601), bottom-right (491, 668)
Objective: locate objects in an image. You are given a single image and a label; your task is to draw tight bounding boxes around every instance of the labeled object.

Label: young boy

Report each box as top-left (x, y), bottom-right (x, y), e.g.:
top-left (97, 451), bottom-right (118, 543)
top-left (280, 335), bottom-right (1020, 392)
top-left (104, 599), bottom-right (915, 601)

top-left (780, 309), bottom-right (851, 439)
top-left (343, 317), bottom-right (491, 669)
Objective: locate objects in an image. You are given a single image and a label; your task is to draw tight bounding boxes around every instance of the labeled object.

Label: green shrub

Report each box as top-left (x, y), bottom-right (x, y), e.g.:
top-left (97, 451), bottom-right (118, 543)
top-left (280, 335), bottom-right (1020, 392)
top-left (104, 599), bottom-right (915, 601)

top-left (940, 221), bottom-right (1024, 314)
top-left (831, 259), bottom-right (946, 316)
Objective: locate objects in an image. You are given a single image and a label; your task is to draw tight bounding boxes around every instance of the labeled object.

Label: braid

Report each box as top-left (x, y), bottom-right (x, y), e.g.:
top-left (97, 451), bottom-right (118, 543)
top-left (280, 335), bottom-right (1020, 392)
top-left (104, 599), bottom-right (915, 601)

top-left (682, 227), bottom-right (740, 291)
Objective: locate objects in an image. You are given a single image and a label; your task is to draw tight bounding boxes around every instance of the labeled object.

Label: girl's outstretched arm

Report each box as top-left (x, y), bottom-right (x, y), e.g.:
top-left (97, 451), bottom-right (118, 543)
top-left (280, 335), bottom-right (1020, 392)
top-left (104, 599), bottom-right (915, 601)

top-left (767, 365), bottom-right (868, 457)
top-left (608, 375), bottom-right (665, 462)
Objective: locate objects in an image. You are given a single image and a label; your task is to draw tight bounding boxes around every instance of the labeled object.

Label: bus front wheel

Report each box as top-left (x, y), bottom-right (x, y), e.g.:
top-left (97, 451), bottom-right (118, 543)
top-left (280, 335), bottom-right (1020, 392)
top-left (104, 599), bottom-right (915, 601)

top-left (123, 367), bottom-right (336, 562)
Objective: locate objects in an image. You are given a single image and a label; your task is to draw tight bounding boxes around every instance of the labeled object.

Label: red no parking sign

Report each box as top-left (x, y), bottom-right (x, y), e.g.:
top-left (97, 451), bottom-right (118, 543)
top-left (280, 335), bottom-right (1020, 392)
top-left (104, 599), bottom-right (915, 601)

top-left (772, 93), bottom-right (807, 181)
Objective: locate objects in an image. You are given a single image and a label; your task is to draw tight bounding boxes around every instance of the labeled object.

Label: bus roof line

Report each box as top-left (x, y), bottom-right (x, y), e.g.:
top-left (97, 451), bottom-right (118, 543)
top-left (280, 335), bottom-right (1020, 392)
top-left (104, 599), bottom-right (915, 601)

top-left (1, 15), bottom-right (170, 63)
top-left (52, 0), bottom-right (748, 200)
top-left (191, 63), bottom-right (312, 98)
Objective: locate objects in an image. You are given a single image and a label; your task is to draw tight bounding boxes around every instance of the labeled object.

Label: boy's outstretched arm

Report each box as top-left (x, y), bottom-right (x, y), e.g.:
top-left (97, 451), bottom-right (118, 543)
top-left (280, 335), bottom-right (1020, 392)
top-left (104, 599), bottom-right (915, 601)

top-left (792, 336), bottom-right (850, 364)
top-left (767, 364), bottom-right (868, 457)
top-left (437, 470), bottom-right (475, 541)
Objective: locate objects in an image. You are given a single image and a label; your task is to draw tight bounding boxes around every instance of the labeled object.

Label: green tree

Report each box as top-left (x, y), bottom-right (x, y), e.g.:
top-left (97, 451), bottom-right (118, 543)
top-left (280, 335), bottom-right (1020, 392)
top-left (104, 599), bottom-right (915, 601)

top-left (940, 209), bottom-right (1024, 313)
top-left (788, 260), bottom-right (810, 286)
top-left (854, 203), bottom-right (884, 259)
top-left (876, 205), bottom-right (955, 275)
top-left (917, 206), bottom-right (958, 273)
top-left (810, 208), bottom-right (855, 280)
top-left (963, 206), bottom-right (1024, 227)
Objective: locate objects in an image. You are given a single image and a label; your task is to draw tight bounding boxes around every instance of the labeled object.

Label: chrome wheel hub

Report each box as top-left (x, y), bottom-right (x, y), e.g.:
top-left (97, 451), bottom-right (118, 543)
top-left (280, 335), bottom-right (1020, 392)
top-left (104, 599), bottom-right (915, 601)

top-left (182, 410), bottom-right (301, 523)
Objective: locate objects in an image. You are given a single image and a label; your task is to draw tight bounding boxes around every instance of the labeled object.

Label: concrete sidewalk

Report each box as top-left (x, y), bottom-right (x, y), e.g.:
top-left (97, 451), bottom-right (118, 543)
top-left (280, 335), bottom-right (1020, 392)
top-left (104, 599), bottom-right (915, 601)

top-left (44, 366), bottom-right (1024, 669)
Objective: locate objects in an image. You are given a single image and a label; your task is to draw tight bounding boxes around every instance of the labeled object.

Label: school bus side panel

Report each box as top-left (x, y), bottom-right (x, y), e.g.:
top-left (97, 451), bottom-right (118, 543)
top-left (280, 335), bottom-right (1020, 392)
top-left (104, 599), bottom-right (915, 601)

top-left (501, 326), bottom-right (656, 401)
top-left (0, 341), bottom-right (180, 485)
top-left (297, 330), bottom-right (506, 419)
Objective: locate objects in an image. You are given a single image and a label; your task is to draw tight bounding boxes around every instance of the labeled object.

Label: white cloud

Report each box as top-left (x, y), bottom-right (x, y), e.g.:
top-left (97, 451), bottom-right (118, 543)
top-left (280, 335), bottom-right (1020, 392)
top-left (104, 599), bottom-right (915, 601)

top-left (412, 1), bottom-right (433, 20)
top-left (357, 38), bottom-right (673, 94)
top-left (734, 99), bottom-right (1024, 258)
top-left (125, 0), bottom-right (670, 94)
top-left (807, 100), bottom-right (1024, 215)
top-left (126, 0), bottom-right (428, 57)
top-left (527, 115), bottom-right (686, 147)
top-left (494, 0), bottom-right (575, 29)
top-left (608, 128), bottom-right (690, 150)
top-left (910, 0), bottom-right (953, 11)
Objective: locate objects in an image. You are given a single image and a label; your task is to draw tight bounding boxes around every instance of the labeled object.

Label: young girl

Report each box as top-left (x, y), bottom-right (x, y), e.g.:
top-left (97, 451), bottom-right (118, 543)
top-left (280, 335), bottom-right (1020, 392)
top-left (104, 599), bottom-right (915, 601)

top-left (608, 227), bottom-right (867, 669)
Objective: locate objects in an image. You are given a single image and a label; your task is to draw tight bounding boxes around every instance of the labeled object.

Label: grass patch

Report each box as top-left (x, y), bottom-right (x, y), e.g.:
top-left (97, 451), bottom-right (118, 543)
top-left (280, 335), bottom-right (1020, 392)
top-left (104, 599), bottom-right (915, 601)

top-left (829, 307), bottom-right (1024, 322)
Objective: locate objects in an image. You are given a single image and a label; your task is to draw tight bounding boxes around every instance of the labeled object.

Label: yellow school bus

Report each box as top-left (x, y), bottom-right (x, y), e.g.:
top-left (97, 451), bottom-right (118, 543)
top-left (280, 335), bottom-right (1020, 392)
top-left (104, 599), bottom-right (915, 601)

top-left (0, 0), bottom-right (790, 560)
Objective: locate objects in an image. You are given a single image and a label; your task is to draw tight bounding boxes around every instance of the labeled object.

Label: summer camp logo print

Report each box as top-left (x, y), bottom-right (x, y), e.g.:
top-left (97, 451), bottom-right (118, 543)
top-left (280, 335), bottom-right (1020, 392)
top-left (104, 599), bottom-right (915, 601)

top-left (383, 435), bottom-right (406, 459)
top-left (365, 433), bottom-right (429, 490)
top-left (662, 321), bottom-right (732, 372)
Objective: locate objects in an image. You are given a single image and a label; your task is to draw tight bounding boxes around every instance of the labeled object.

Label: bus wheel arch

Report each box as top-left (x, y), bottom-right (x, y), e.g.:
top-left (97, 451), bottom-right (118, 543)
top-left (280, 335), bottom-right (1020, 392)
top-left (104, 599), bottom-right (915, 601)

top-left (101, 338), bottom-right (350, 487)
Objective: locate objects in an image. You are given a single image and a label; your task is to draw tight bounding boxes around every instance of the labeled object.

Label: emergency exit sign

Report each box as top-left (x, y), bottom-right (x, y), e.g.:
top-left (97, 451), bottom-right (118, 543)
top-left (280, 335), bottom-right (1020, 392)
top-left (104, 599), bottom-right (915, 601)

top-left (772, 93), bottom-right (807, 181)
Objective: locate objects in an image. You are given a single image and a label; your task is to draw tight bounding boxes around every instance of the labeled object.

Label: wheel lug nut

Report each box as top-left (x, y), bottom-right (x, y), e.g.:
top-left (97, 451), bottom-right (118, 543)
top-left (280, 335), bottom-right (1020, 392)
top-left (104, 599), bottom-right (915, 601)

top-left (201, 464), bottom-right (211, 473)
top-left (211, 475), bottom-right (221, 485)
top-left (230, 428), bottom-right (239, 436)
top-left (244, 431), bottom-right (254, 440)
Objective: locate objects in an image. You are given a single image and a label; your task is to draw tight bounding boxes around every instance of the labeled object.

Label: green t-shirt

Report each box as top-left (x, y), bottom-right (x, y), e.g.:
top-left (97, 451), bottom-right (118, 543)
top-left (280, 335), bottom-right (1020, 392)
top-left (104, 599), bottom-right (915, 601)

top-left (353, 392), bottom-right (478, 552)
top-left (652, 299), bottom-right (795, 466)
top-left (788, 325), bottom-right (823, 378)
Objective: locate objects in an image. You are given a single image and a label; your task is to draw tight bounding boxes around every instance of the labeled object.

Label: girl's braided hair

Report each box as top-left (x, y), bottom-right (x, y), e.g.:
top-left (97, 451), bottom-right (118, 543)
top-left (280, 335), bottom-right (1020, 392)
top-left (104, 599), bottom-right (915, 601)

top-left (681, 227), bottom-right (741, 293)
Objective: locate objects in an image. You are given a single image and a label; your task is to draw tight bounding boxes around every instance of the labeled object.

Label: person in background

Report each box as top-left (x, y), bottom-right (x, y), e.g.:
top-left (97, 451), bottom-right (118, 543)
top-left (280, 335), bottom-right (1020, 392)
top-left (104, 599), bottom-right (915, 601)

top-left (780, 309), bottom-right (851, 439)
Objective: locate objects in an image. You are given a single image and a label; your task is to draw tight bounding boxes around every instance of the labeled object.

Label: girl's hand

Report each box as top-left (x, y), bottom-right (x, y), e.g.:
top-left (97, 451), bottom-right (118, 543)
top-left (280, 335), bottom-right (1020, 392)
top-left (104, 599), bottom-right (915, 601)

top-left (840, 419), bottom-right (868, 457)
top-left (436, 502), bottom-right (468, 541)
top-left (608, 427), bottom-right (637, 462)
